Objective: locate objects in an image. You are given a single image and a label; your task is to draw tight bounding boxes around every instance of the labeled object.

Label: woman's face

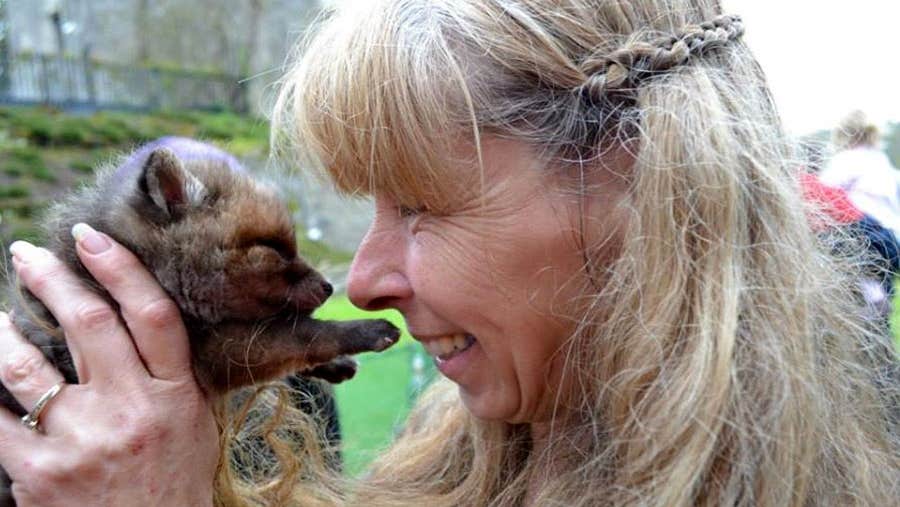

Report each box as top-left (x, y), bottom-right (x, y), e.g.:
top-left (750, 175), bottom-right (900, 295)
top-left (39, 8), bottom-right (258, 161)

top-left (347, 137), bottom-right (628, 423)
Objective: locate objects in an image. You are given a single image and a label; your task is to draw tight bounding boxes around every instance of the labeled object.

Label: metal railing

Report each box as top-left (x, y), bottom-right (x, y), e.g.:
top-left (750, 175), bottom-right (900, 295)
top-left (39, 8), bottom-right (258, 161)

top-left (0, 52), bottom-right (246, 112)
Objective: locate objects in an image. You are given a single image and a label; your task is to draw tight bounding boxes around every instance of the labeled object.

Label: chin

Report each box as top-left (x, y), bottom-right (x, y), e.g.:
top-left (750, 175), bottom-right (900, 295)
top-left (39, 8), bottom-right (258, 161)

top-left (459, 387), bottom-right (516, 422)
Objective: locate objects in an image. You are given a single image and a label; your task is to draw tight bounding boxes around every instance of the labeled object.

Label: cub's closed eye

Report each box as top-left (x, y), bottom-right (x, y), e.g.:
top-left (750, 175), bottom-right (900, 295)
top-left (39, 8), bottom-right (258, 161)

top-left (255, 238), bottom-right (295, 259)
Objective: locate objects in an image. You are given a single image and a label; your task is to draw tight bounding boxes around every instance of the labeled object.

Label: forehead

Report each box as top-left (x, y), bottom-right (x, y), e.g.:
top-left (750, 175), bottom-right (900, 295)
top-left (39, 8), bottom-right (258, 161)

top-left (375, 137), bottom-right (564, 217)
top-left (465, 137), bottom-right (561, 207)
top-left (229, 186), bottom-right (294, 242)
top-left (189, 162), bottom-right (295, 243)
top-left (328, 139), bottom-right (484, 213)
top-left (233, 193), bottom-right (293, 237)
top-left (378, 136), bottom-right (553, 214)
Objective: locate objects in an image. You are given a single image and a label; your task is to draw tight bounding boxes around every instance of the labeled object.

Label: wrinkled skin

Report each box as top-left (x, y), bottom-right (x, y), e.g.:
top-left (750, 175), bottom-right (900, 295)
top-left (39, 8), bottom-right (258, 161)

top-left (347, 137), bottom-right (629, 425)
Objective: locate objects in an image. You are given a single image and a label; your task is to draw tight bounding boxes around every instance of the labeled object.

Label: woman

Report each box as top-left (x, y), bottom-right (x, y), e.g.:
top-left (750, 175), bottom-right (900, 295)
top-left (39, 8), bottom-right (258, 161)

top-left (817, 111), bottom-right (900, 312)
top-left (820, 111), bottom-right (900, 240)
top-left (1, 0), bottom-right (898, 505)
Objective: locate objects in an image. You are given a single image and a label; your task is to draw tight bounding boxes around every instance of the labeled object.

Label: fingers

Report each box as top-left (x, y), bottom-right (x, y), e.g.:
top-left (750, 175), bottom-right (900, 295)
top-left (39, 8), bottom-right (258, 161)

top-left (0, 405), bottom-right (40, 479)
top-left (0, 312), bottom-right (65, 414)
top-left (70, 224), bottom-right (193, 383)
top-left (9, 242), bottom-right (145, 386)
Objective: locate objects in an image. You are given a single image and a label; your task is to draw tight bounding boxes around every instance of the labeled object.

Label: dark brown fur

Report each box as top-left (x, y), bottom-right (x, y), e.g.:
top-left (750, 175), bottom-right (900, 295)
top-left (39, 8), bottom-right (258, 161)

top-left (0, 145), bottom-right (399, 505)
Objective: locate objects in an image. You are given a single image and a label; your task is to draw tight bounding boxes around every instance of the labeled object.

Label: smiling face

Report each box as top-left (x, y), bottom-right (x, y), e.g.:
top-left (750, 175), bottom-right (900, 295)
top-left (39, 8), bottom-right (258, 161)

top-left (347, 137), bottom-right (629, 423)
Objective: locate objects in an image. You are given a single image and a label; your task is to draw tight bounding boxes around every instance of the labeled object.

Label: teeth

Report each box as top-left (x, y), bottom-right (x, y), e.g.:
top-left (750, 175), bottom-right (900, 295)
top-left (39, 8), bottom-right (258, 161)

top-left (437, 336), bottom-right (454, 355)
top-left (421, 333), bottom-right (472, 358)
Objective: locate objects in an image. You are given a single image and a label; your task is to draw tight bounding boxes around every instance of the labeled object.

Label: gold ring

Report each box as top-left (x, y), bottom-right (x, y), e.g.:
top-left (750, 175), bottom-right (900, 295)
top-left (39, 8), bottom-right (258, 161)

top-left (20, 382), bottom-right (65, 432)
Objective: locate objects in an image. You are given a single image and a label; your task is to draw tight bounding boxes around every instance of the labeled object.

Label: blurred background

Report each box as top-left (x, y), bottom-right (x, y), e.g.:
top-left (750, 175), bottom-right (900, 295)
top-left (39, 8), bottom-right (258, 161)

top-left (0, 0), bottom-right (897, 475)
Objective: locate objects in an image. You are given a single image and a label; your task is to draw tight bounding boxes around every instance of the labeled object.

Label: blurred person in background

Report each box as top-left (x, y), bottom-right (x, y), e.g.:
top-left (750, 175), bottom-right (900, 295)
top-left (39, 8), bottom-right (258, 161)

top-left (819, 111), bottom-right (900, 318)
top-left (801, 169), bottom-right (900, 321)
top-left (0, 1), bottom-right (898, 506)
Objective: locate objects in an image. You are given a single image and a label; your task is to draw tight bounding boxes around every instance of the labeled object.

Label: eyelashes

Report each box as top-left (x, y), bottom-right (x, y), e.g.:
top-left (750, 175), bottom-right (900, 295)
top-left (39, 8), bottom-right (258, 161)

top-left (398, 205), bottom-right (424, 218)
top-left (398, 205), bottom-right (434, 236)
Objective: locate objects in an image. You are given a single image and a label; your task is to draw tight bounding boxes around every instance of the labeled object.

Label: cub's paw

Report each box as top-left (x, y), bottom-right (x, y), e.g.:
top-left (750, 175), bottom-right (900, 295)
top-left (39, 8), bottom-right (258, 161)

top-left (336, 318), bottom-right (401, 355)
top-left (362, 319), bottom-right (401, 351)
top-left (303, 356), bottom-right (358, 384)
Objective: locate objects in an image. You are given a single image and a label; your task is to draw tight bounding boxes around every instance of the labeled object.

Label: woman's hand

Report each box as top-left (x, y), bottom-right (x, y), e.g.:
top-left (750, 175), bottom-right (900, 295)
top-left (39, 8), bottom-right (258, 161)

top-left (0, 225), bottom-right (217, 506)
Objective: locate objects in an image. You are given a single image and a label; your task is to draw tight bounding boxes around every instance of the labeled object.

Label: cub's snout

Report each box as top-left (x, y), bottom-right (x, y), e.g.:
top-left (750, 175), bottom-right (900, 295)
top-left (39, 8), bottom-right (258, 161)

top-left (290, 271), bottom-right (333, 311)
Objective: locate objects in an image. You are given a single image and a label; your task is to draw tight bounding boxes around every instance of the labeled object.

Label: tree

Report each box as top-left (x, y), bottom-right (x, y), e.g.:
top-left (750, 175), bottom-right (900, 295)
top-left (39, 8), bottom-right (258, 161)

top-left (240, 0), bottom-right (265, 77)
top-left (134, 0), bottom-right (149, 63)
top-left (0, 0), bottom-right (9, 95)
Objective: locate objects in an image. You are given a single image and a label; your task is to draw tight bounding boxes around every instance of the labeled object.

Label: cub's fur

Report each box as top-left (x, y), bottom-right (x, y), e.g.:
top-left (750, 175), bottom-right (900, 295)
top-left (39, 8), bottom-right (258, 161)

top-left (0, 137), bottom-right (399, 505)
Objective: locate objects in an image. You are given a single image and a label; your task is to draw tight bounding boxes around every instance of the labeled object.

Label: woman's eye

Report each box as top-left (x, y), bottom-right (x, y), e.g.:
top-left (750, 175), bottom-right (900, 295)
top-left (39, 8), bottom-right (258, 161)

top-left (398, 205), bottom-right (424, 218)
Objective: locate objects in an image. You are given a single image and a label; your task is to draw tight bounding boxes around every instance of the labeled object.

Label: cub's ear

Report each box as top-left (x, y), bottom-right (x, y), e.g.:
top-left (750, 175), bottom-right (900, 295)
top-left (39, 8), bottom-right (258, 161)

top-left (139, 148), bottom-right (207, 219)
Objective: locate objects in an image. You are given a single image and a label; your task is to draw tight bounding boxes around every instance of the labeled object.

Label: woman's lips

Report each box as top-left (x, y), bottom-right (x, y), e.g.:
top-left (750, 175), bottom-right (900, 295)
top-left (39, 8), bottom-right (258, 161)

top-left (420, 333), bottom-right (477, 360)
top-left (412, 334), bottom-right (478, 381)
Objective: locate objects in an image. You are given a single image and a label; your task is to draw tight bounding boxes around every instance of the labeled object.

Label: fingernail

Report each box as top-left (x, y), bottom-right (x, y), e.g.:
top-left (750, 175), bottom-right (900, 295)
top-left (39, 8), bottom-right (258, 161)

top-left (9, 240), bottom-right (40, 262)
top-left (72, 223), bottom-right (111, 254)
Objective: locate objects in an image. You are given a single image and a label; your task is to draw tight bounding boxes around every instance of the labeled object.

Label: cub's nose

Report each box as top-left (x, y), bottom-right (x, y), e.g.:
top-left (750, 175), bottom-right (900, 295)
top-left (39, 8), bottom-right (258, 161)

top-left (290, 276), bottom-right (334, 311)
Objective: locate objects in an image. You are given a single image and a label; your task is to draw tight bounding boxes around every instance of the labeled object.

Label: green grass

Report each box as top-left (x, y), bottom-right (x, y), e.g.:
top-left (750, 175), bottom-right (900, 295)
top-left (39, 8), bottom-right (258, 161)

top-left (313, 294), bottom-right (437, 476)
top-left (0, 106), bottom-right (269, 150)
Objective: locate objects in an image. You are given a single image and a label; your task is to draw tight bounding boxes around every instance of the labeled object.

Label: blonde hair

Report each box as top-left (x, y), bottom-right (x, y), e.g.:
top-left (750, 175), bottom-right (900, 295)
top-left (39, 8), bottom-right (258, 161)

top-left (271, 0), bottom-right (900, 505)
top-left (204, 383), bottom-right (348, 507)
top-left (833, 110), bottom-right (880, 151)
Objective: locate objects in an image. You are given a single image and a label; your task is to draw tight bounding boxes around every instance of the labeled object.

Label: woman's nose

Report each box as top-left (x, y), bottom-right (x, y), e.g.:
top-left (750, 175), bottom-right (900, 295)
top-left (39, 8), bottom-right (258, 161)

top-left (347, 221), bottom-right (413, 312)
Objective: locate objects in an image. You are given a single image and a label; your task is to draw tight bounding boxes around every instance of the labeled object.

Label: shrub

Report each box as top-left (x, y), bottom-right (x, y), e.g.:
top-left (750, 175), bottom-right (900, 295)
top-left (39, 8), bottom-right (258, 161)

top-left (24, 119), bottom-right (54, 146)
top-left (69, 158), bottom-right (95, 173)
top-left (225, 136), bottom-right (269, 157)
top-left (0, 185), bottom-right (29, 198)
top-left (2, 146), bottom-right (49, 179)
top-left (0, 108), bottom-right (55, 146)
top-left (7, 145), bottom-right (42, 165)
top-left (3, 201), bottom-right (39, 219)
top-left (156, 109), bottom-right (202, 124)
top-left (196, 113), bottom-right (242, 140)
top-left (29, 165), bottom-right (56, 182)
top-left (197, 112), bottom-right (267, 141)
top-left (56, 119), bottom-right (90, 146)
top-left (2, 165), bottom-right (24, 177)
top-left (127, 116), bottom-right (175, 142)
top-left (86, 115), bottom-right (128, 145)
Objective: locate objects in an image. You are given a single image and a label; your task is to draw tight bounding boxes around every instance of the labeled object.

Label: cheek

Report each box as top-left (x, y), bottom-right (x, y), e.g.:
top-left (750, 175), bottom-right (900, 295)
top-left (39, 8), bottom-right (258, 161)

top-left (410, 207), bottom-right (585, 334)
top-left (408, 224), bottom-right (499, 304)
top-left (491, 211), bottom-right (586, 321)
top-left (409, 219), bottom-right (579, 421)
